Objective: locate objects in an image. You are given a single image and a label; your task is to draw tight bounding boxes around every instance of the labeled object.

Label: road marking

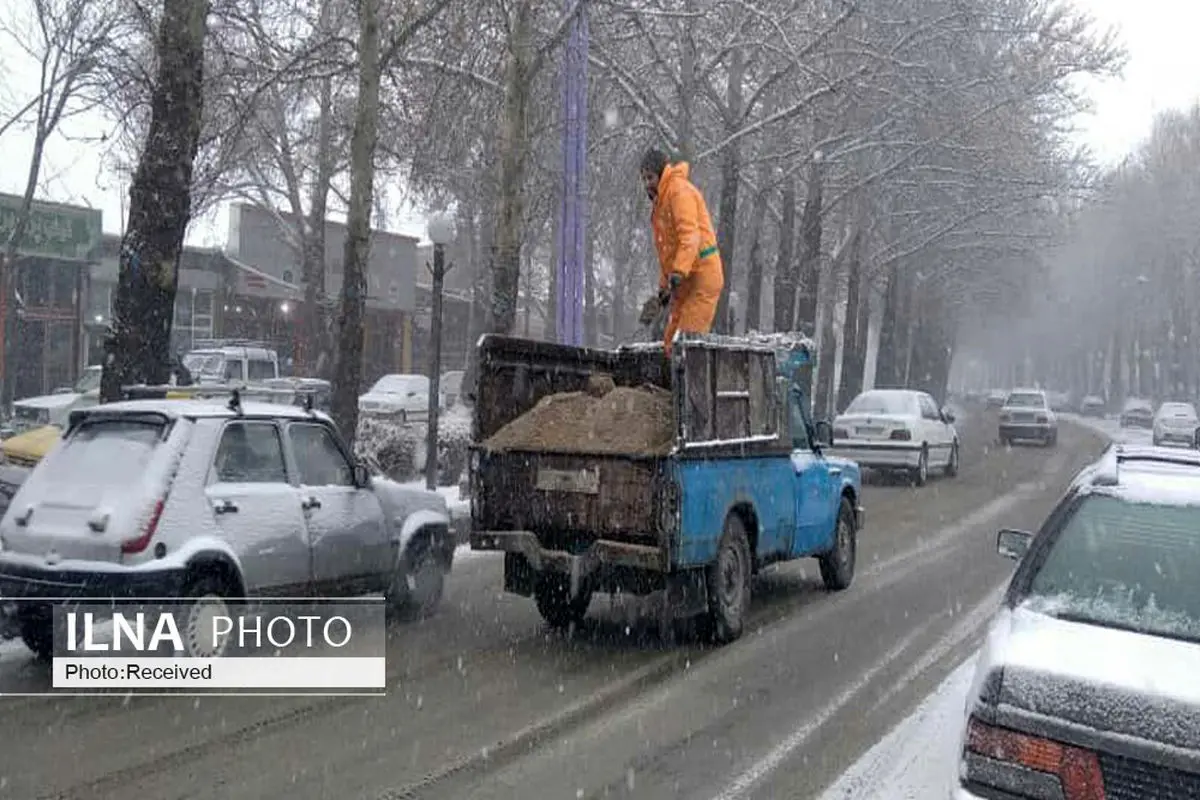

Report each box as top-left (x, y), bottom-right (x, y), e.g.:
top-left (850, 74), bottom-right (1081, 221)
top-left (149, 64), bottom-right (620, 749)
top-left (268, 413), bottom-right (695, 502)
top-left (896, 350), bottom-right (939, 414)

top-left (707, 623), bottom-right (930, 800)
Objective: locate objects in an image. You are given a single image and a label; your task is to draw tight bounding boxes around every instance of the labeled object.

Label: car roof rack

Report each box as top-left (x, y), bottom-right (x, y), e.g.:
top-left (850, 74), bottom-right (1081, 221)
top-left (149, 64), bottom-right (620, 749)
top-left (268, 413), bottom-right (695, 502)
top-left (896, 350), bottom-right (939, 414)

top-left (1090, 442), bottom-right (1200, 487)
top-left (189, 339), bottom-right (274, 351)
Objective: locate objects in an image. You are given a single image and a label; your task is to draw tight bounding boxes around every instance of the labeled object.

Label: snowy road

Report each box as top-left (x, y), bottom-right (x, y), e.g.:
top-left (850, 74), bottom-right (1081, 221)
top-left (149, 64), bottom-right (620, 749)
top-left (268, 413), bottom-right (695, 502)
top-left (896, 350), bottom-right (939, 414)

top-left (0, 409), bottom-right (1110, 800)
top-left (816, 412), bottom-right (1144, 800)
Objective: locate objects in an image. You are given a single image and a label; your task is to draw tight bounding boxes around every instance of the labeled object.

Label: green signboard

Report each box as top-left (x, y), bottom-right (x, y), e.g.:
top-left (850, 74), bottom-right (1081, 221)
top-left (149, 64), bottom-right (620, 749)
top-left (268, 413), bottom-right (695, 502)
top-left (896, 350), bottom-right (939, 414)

top-left (0, 193), bottom-right (102, 261)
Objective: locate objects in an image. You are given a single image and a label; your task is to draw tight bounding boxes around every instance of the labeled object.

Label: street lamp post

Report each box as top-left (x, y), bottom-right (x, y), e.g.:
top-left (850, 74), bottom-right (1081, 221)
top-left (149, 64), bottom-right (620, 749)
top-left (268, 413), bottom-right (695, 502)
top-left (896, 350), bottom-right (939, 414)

top-left (424, 213), bottom-right (455, 491)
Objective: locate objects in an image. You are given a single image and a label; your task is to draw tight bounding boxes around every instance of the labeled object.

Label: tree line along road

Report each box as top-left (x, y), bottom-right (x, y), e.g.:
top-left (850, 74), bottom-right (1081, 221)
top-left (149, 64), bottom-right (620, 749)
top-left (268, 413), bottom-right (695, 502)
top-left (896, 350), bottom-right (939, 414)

top-left (0, 409), bottom-right (1106, 800)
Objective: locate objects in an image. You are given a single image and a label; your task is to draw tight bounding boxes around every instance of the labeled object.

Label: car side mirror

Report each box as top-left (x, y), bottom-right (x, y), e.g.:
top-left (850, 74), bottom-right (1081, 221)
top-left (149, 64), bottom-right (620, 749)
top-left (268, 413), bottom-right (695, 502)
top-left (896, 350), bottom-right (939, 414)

top-left (941, 408), bottom-right (956, 424)
top-left (997, 528), bottom-right (1032, 561)
top-left (813, 419), bottom-right (834, 447)
top-left (353, 461), bottom-right (371, 488)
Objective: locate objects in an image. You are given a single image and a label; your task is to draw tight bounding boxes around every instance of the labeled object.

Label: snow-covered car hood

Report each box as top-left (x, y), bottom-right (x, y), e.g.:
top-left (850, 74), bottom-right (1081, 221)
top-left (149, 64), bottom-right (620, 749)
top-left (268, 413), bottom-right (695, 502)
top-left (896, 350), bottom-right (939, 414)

top-left (14, 392), bottom-right (82, 411)
top-left (358, 391), bottom-right (426, 411)
top-left (973, 605), bottom-right (1200, 751)
top-left (370, 476), bottom-right (449, 527)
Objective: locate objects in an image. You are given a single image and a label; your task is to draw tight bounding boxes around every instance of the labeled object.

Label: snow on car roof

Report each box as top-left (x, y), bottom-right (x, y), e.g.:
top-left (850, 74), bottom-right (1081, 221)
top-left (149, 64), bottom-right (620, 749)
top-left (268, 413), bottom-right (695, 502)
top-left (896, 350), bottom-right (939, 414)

top-left (72, 398), bottom-right (329, 422)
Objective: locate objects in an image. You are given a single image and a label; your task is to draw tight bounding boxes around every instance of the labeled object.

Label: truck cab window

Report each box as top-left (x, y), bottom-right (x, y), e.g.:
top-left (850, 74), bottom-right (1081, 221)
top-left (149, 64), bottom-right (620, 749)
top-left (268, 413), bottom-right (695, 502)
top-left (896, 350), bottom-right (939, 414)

top-left (789, 388), bottom-right (812, 451)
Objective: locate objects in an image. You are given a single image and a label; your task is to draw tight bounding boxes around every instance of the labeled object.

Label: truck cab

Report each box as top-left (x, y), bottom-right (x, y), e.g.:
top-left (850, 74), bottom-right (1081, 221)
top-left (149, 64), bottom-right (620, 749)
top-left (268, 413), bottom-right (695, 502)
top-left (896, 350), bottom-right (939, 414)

top-left (469, 333), bottom-right (863, 644)
top-left (182, 340), bottom-right (280, 384)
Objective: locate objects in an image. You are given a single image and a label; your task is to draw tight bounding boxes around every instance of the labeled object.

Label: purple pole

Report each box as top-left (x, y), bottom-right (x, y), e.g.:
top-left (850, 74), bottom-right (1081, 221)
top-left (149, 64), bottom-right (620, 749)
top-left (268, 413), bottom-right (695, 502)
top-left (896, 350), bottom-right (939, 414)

top-left (557, 0), bottom-right (587, 346)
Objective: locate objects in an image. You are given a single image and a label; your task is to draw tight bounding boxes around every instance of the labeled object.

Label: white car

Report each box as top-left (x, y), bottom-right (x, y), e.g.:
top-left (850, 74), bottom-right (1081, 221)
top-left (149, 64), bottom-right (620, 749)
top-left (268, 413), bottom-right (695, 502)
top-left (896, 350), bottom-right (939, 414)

top-left (1153, 401), bottom-right (1199, 447)
top-left (7, 365), bottom-right (102, 434)
top-left (358, 374), bottom-right (431, 422)
top-left (997, 388), bottom-right (1057, 447)
top-left (955, 445), bottom-right (1200, 799)
top-left (831, 389), bottom-right (959, 486)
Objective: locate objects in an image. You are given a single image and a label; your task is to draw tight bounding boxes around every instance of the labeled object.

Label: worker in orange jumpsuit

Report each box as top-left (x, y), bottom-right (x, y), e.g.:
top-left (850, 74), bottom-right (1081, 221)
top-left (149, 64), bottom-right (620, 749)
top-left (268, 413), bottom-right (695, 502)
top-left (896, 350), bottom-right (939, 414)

top-left (637, 148), bottom-right (725, 355)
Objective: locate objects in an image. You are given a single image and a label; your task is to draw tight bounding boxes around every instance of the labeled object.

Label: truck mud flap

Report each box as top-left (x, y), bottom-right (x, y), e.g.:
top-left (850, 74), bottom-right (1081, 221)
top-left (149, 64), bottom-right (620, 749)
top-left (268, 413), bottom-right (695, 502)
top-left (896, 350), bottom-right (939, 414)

top-left (472, 531), bottom-right (666, 598)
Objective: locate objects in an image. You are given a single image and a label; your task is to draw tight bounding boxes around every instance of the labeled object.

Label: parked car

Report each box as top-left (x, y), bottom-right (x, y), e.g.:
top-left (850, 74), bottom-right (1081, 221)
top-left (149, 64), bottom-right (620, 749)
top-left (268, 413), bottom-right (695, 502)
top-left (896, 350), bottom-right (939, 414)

top-left (955, 444), bottom-right (1200, 800)
top-left (6, 365), bottom-right (102, 435)
top-left (0, 394), bottom-right (455, 659)
top-left (358, 374), bottom-right (431, 422)
top-left (997, 388), bottom-right (1057, 447)
top-left (985, 389), bottom-right (1008, 409)
top-left (1078, 394), bottom-right (1106, 417)
top-left (1153, 401), bottom-right (1199, 447)
top-left (831, 388), bottom-right (958, 486)
top-left (1119, 396), bottom-right (1155, 428)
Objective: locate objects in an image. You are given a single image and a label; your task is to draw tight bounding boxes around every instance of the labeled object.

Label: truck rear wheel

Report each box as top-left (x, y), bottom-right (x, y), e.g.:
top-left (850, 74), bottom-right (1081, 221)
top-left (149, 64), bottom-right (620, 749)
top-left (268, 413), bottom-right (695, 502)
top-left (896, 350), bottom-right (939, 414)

top-left (534, 576), bottom-right (592, 630)
top-left (706, 514), bottom-right (752, 644)
top-left (819, 498), bottom-right (857, 591)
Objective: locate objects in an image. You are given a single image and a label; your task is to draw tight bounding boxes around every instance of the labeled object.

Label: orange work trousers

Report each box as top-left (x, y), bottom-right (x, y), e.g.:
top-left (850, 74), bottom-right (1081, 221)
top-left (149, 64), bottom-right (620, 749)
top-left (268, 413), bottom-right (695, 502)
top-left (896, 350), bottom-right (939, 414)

top-left (663, 254), bottom-right (724, 355)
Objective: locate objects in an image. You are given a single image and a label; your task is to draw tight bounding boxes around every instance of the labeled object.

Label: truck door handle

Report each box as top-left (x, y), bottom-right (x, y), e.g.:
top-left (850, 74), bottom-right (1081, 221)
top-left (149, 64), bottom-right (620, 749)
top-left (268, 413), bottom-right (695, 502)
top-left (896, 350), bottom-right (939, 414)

top-left (213, 499), bottom-right (239, 514)
top-left (301, 496), bottom-right (322, 511)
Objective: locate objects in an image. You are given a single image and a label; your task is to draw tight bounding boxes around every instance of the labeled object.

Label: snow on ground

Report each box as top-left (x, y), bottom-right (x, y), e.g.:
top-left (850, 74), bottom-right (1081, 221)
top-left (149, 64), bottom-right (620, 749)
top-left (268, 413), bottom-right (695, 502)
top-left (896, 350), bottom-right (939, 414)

top-left (819, 412), bottom-right (1139, 799)
top-left (818, 655), bottom-right (977, 800)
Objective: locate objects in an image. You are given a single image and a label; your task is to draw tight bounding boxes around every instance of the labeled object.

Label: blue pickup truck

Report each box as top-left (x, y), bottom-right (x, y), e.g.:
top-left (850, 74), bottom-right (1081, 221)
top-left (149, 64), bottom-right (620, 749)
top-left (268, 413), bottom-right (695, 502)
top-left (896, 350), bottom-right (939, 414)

top-left (469, 333), bottom-right (864, 644)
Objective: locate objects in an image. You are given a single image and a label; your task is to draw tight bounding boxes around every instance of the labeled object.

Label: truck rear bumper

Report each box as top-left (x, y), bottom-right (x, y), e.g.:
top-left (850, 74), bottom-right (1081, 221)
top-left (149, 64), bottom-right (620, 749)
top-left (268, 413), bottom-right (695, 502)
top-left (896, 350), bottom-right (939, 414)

top-left (471, 531), bottom-right (666, 588)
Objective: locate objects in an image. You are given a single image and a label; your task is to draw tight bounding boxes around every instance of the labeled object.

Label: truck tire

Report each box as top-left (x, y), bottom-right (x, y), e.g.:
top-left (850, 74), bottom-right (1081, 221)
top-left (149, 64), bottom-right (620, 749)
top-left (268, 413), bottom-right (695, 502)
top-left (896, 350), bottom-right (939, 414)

top-left (819, 498), bottom-right (857, 591)
top-left (706, 514), bottom-right (752, 644)
top-left (534, 575), bottom-right (592, 630)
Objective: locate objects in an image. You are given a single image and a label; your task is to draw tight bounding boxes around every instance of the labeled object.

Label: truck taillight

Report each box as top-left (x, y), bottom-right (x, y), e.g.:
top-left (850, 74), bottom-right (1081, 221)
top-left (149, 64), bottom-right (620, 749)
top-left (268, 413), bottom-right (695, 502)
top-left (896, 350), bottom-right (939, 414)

top-left (964, 716), bottom-right (1105, 799)
top-left (121, 498), bottom-right (165, 555)
top-left (890, 429), bottom-right (911, 441)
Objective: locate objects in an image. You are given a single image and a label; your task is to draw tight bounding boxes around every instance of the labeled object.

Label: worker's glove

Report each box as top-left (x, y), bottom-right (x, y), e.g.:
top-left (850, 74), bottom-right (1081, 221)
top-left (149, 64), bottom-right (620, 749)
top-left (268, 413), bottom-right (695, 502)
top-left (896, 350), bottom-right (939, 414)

top-left (639, 295), bottom-right (661, 325)
top-left (656, 273), bottom-right (684, 308)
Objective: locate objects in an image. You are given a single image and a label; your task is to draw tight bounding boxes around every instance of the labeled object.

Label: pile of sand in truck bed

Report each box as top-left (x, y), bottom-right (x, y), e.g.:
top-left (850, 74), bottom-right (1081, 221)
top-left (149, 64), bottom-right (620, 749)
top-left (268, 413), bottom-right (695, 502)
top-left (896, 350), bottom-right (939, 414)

top-left (482, 377), bottom-right (676, 455)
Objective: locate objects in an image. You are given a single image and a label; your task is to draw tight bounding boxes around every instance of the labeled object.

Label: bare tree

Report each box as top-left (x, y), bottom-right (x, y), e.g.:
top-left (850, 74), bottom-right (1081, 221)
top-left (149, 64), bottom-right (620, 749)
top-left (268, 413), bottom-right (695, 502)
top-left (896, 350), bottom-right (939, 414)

top-left (0, 0), bottom-right (129, 406)
top-left (99, 0), bottom-right (210, 401)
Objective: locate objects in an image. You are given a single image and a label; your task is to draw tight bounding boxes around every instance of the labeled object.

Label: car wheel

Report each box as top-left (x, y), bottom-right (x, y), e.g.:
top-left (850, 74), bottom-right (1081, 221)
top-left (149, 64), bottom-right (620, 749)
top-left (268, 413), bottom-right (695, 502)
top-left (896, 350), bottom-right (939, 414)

top-left (945, 441), bottom-right (959, 477)
top-left (818, 498), bottom-right (856, 591)
top-left (179, 572), bottom-right (238, 658)
top-left (911, 446), bottom-right (929, 487)
top-left (533, 574), bottom-right (592, 630)
top-left (17, 606), bottom-right (53, 661)
top-left (388, 533), bottom-right (448, 621)
top-left (706, 513), bottom-right (752, 644)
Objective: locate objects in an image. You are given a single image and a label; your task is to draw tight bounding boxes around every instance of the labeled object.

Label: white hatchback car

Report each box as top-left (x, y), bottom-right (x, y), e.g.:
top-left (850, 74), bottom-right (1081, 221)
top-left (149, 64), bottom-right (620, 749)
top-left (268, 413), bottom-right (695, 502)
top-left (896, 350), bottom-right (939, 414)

top-left (1153, 401), bottom-right (1199, 447)
top-left (831, 389), bottom-right (959, 486)
top-left (0, 395), bottom-right (454, 659)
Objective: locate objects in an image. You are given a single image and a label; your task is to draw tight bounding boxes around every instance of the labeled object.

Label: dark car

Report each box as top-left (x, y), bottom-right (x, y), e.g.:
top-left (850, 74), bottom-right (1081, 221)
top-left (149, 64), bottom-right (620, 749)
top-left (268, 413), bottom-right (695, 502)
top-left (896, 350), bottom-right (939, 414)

top-left (1079, 395), bottom-right (1106, 417)
top-left (1119, 397), bottom-right (1154, 429)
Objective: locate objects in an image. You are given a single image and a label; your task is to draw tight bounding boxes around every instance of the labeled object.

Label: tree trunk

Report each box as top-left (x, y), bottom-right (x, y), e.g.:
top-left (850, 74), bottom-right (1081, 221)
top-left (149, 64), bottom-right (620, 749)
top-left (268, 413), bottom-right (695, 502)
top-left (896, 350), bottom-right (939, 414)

top-left (675, 0), bottom-right (696, 162)
top-left (584, 228), bottom-right (597, 345)
top-left (100, 0), bottom-right (209, 404)
top-left (301, 74), bottom-right (336, 378)
top-left (793, 158), bottom-right (824, 334)
top-left (837, 230), bottom-right (865, 409)
top-left (712, 47), bottom-right (744, 334)
top-left (329, 0), bottom-right (382, 445)
top-left (814, 289), bottom-right (837, 418)
top-left (610, 203), bottom-right (633, 342)
top-left (487, 1), bottom-right (535, 337)
top-left (742, 175), bottom-right (770, 333)
top-left (875, 267), bottom-right (903, 389)
top-left (771, 181), bottom-right (797, 332)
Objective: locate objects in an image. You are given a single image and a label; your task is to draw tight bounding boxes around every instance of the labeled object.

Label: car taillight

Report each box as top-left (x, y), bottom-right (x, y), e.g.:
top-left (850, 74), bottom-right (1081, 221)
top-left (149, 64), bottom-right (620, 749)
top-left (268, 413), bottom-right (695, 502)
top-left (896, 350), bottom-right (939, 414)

top-left (1037, 415), bottom-right (1048, 423)
top-left (890, 429), bottom-right (911, 441)
top-left (999, 412), bottom-right (1010, 421)
top-left (121, 498), bottom-right (166, 555)
top-left (964, 716), bottom-right (1106, 799)
top-left (833, 427), bottom-right (849, 440)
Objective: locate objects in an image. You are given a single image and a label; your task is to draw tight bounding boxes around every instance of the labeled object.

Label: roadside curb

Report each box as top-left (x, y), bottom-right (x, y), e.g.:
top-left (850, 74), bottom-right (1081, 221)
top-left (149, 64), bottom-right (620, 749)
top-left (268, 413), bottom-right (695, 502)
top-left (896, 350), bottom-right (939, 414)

top-left (374, 650), bottom-right (687, 799)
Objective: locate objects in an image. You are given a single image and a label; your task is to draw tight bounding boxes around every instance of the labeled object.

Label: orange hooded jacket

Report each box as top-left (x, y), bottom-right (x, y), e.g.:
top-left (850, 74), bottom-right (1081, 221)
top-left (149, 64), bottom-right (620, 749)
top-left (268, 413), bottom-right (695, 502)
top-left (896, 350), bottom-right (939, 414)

top-left (651, 162), bottom-right (724, 352)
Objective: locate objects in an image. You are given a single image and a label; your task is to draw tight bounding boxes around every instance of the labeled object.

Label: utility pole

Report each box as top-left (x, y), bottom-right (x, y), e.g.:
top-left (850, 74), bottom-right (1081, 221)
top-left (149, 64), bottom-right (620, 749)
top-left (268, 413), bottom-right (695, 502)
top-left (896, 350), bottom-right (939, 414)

top-left (556, 0), bottom-right (587, 346)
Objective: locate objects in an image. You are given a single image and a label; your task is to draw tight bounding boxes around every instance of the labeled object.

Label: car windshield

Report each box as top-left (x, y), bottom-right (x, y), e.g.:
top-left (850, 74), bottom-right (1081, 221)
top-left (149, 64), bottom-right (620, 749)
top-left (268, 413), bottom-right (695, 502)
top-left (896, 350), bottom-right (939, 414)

top-left (1023, 494), bottom-right (1200, 644)
top-left (1005, 393), bottom-right (1045, 408)
top-left (73, 367), bottom-right (101, 394)
top-left (369, 374), bottom-right (429, 396)
top-left (182, 352), bottom-right (225, 377)
top-left (1158, 403), bottom-right (1197, 420)
top-left (845, 392), bottom-right (913, 415)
